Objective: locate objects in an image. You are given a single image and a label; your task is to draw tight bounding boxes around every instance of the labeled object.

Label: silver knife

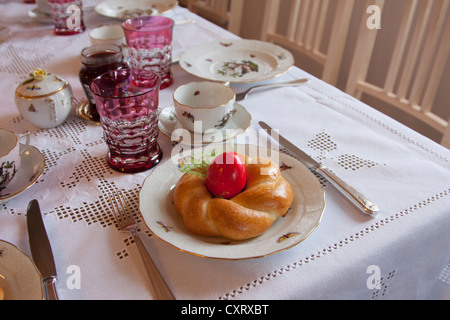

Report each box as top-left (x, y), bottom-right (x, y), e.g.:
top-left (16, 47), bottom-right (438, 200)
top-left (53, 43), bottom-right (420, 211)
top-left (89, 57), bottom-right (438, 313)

top-left (27, 199), bottom-right (59, 300)
top-left (259, 121), bottom-right (379, 216)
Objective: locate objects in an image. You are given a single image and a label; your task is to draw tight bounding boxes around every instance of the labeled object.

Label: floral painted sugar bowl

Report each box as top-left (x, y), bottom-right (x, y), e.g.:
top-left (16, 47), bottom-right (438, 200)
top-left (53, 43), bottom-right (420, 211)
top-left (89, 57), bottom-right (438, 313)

top-left (15, 68), bottom-right (73, 128)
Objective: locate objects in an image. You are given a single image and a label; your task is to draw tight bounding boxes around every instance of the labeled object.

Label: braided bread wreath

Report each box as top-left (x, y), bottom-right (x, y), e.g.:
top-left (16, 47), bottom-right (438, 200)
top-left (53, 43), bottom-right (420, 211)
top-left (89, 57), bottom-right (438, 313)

top-left (173, 148), bottom-right (294, 241)
top-left (139, 144), bottom-right (325, 259)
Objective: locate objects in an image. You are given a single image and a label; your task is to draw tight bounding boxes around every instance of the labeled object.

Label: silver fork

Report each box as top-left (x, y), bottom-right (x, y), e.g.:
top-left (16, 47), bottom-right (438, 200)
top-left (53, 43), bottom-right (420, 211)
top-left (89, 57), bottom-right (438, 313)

top-left (235, 78), bottom-right (310, 101)
top-left (109, 190), bottom-right (176, 300)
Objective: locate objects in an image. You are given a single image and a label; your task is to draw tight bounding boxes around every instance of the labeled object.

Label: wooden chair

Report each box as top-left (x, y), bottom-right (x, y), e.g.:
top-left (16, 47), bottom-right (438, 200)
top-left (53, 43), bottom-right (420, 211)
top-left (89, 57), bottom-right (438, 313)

top-left (187, 0), bottom-right (244, 34)
top-left (260, 0), bottom-right (355, 86)
top-left (346, 0), bottom-right (450, 147)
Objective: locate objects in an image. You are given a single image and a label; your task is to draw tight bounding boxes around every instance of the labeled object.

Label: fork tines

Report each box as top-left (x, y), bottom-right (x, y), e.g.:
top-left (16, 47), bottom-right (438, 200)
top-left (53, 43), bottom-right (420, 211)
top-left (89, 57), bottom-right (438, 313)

top-left (109, 190), bottom-right (134, 226)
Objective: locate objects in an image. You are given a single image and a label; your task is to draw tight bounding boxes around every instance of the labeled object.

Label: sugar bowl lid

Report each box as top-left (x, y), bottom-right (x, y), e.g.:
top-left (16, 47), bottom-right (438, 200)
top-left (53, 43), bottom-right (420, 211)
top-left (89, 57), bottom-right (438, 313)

top-left (15, 68), bottom-right (70, 99)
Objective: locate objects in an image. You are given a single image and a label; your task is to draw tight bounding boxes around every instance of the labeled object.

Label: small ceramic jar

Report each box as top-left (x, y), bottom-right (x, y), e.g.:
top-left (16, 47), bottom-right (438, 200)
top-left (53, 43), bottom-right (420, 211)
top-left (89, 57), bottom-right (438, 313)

top-left (15, 68), bottom-right (73, 128)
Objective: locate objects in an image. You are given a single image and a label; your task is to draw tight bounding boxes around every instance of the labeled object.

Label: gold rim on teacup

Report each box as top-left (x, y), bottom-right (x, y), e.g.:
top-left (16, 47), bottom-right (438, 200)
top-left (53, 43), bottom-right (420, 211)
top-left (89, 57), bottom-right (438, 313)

top-left (173, 81), bottom-right (235, 110)
top-left (0, 129), bottom-right (30, 190)
top-left (173, 81), bottom-right (236, 134)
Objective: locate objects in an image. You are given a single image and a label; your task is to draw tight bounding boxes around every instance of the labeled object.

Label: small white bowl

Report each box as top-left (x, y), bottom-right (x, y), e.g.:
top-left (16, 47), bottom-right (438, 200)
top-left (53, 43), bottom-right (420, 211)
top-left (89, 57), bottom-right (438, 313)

top-left (89, 24), bottom-right (125, 46)
top-left (173, 82), bottom-right (236, 133)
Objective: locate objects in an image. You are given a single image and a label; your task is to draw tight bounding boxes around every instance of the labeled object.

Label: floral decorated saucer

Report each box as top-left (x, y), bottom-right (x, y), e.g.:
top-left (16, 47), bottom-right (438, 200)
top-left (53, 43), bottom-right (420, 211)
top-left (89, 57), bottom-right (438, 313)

top-left (158, 103), bottom-right (252, 146)
top-left (0, 145), bottom-right (45, 204)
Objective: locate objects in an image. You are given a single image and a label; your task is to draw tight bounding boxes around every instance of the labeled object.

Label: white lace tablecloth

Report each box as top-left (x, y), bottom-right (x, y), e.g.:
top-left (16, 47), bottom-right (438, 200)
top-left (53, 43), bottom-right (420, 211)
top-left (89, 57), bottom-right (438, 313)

top-left (0, 1), bottom-right (449, 301)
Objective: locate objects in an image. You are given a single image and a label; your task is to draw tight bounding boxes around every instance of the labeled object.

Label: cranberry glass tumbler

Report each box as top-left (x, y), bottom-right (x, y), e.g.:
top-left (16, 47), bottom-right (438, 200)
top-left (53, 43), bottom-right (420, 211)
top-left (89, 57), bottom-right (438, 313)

top-left (122, 16), bottom-right (174, 89)
top-left (90, 69), bottom-right (163, 173)
top-left (48, 0), bottom-right (85, 35)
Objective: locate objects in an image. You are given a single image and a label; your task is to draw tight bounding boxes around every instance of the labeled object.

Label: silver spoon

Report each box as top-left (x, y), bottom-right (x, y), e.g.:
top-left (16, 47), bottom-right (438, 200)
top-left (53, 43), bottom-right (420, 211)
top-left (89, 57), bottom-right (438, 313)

top-left (235, 78), bottom-right (310, 101)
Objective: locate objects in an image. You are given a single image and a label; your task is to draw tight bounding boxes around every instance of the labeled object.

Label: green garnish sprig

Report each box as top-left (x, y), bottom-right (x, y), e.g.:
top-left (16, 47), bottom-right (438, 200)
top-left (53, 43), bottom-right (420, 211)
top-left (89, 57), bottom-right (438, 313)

top-left (178, 149), bottom-right (218, 179)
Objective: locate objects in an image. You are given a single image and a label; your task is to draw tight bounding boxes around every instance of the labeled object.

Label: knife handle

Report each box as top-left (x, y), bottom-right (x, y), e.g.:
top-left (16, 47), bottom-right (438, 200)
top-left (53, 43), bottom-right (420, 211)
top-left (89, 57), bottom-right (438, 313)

top-left (43, 277), bottom-right (59, 300)
top-left (317, 166), bottom-right (379, 216)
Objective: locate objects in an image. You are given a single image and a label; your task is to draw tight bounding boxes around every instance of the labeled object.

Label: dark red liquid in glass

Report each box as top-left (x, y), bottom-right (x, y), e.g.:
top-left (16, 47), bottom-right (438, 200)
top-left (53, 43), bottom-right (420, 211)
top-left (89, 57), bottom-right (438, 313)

top-left (79, 46), bottom-right (128, 122)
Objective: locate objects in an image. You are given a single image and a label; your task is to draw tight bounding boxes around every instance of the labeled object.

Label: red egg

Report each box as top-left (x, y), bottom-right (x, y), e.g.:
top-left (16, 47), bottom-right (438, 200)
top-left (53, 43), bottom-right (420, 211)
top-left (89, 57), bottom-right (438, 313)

top-left (205, 152), bottom-right (247, 199)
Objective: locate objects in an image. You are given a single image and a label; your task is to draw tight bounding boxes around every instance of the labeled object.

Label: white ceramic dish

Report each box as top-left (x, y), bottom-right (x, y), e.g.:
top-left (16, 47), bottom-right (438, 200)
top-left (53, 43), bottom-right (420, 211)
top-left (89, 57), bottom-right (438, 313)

top-left (139, 144), bottom-right (325, 260)
top-left (95, 0), bottom-right (178, 20)
top-left (180, 39), bottom-right (295, 83)
top-left (0, 240), bottom-right (44, 300)
top-left (89, 24), bottom-right (125, 46)
top-left (159, 103), bottom-right (251, 146)
top-left (0, 145), bottom-right (45, 204)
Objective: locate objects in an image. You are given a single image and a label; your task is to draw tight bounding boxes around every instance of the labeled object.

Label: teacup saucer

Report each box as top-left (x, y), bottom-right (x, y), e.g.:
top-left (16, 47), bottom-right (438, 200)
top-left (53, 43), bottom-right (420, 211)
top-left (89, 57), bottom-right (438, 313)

top-left (158, 103), bottom-right (252, 145)
top-left (0, 145), bottom-right (45, 203)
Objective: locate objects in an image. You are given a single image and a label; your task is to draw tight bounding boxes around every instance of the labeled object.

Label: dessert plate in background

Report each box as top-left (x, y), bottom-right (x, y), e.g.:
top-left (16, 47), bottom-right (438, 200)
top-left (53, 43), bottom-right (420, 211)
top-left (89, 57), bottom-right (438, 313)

top-left (179, 39), bottom-right (294, 83)
top-left (95, 0), bottom-right (178, 20)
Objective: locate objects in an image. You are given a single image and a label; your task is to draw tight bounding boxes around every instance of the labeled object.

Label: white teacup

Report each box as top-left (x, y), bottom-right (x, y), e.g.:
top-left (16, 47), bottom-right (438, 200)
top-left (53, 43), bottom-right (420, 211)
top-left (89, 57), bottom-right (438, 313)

top-left (0, 129), bottom-right (30, 190)
top-left (173, 82), bottom-right (236, 133)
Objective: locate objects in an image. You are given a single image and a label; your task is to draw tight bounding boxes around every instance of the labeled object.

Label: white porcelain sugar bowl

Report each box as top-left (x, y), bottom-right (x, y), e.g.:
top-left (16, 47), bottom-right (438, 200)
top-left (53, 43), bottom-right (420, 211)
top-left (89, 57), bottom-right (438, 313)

top-left (15, 68), bottom-right (73, 128)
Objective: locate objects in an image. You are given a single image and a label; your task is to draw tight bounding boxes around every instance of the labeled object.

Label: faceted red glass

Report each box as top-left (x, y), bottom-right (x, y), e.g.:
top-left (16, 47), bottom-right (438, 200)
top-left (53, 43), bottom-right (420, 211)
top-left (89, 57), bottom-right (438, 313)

top-left (90, 69), bottom-right (163, 173)
top-left (122, 16), bottom-right (174, 89)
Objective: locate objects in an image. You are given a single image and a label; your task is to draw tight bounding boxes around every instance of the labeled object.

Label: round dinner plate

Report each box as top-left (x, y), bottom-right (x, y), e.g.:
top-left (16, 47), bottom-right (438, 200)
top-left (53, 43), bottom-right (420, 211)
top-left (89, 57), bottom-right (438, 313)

top-left (0, 145), bottom-right (45, 204)
top-left (158, 103), bottom-right (252, 146)
top-left (139, 144), bottom-right (325, 260)
top-left (179, 39), bottom-right (295, 83)
top-left (95, 0), bottom-right (178, 20)
top-left (0, 240), bottom-right (44, 300)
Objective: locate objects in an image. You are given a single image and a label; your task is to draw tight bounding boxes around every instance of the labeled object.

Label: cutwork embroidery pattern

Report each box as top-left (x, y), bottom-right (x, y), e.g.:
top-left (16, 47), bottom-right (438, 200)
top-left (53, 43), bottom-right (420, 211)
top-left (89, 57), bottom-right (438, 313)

top-left (0, 100), bottom-right (150, 259)
top-left (438, 262), bottom-right (450, 285)
top-left (371, 269), bottom-right (397, 299)
top-left (307, 83), bottom-right (450, 163)
top-left (218, 78), bottom-right (450, 300)
top-left (219, 188), bottom-right (450, 300)
top-left (338, 154), bottom-right (380, 171)
top-left (0, 27), bottom-right (76, 78)
top-left (306, 130), bottom-right (383, 170)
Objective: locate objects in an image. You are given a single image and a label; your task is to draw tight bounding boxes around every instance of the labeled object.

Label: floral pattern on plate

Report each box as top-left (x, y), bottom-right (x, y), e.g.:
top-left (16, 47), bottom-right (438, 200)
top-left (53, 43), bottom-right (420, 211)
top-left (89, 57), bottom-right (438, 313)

top-left (180, 39), bottom-right (294, 83)
top-left (95, 0), bottom-right (178, 19)
top-left (158, 104), bottom-right (251, 146)
top-left (139, 144), bottom-right (325, 260)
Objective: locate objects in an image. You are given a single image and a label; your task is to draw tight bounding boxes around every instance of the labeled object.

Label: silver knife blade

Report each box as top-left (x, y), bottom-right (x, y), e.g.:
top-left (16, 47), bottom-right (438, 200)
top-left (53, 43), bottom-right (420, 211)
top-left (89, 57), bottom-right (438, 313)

top-left (259, 121), bottom-right (379, 216)
top-left (27, 199), bottom-right (59, 300)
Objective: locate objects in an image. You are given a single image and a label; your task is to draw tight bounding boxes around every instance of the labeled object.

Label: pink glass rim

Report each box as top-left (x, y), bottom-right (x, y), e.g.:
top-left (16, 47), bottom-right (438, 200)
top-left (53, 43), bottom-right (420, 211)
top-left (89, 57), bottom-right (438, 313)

top-left (90, 68), bottom-right (161, 99)
top-left (122, 15), bottom-right (174, 32)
